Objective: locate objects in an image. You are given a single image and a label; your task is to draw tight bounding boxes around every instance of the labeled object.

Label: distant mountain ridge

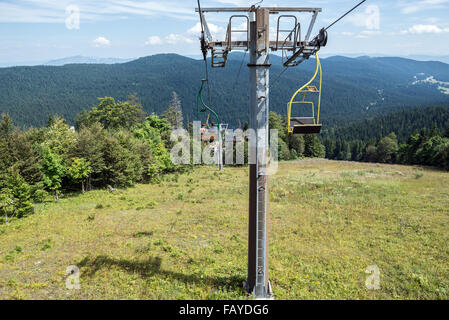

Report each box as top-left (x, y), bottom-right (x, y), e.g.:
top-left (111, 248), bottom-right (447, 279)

top-left (0, 53), bottom-right (449, 128)
top-left (0, 56), bottom-right (135, 68)
top-left (2, 53), bottom-right (449, 68)
top-left (318, 53), bottom-right (449, 64)
top-left (44, 56), bottom-right (135, 66)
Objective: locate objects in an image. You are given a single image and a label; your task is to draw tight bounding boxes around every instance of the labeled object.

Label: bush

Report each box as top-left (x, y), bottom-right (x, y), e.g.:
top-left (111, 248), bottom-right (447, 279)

top-left (290, 149), bottom-right (298, 160)
top-left (279, 139), bottom-right (290, 161)
top-left (101, 133), bottom-right (142, 187)
top-left (134, 116), bottom-right (176, 180)
top-left (32, 189), bottom-right (48, 203)
top-left (146, 201), bottom-right (158, 209)
top-left (437, 142), bottom-right (449, 170)
top-left (1, 169), bottom-right (34, 219)
top-left (414, 173), bottom-right (424, 179)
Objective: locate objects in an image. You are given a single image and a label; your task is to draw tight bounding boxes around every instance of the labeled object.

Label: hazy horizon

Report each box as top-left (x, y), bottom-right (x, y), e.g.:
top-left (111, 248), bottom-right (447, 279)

top-left (1, 1), bottom-right (449, 66)
top-left (2, 52), bottom-right (449, 68)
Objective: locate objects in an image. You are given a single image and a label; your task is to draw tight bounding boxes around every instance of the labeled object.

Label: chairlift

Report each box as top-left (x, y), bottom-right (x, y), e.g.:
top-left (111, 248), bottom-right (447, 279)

top-left (287, 53), bottom-right (322, 135)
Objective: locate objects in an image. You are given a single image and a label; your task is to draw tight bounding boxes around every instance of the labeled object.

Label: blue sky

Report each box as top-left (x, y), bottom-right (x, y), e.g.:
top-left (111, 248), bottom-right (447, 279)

top-left (1, 0), bottom-right (449, 63)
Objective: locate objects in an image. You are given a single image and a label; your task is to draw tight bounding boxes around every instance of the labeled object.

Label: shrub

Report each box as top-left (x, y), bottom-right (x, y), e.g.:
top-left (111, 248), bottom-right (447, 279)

top-left (1, 170), bottom-right (34, 219)
top-left (290, 149), bottom-right (299, 160)
top-left (32, 189), bottom-right (48, 203)
top-left (415, 173), bottom-right (424, 179)
top-left (41, 239), bottom-right (52, 251)
top-left (146, 201), bottom-right (158, 209)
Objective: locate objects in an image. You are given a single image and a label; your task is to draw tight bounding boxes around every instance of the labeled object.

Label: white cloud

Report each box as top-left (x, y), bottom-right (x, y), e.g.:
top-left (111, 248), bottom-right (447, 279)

top-left (0, 0), bottom-right (196, 24)
top-left (401, 5), bottom-right (420, 14)
top-left (400, 24), bottom-right (449, 34)
top-left (112, 1), bottom-right (191, 14)
top-left (188, 22), bottom-right (226, 35)
top-left (401, 0), bottom-right (449, 14)
top-left (145, 36), bottom-right (163, 45)
top-left (165, 34), bottom-right (194, 45)
top-left (424, 17), bottom-right (441, 24)
top-left (361, 30), bottom-right (381, 36)
top-left (347, 5), bottom-right (380, 30)
top-left (187, 22), bottom-right (227, 41)
top-left (145, 34), bottom-right (193, 45)
top-left (186, 21), bottom-right (249, 42)
top-left (354, 30), bottom-right (381, 39)
top-left (145, 20), bottom-right (229, 47)
top-left (0, 2), bottom-right (64, 23)
top-left (214, 0), bottom-right (249, 5)
top-left (92, 36), bottom-right (111, 47)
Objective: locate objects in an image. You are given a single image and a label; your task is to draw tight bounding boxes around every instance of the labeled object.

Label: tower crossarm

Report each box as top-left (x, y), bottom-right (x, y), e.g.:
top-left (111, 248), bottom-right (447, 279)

top-left (195, 7), bottom-right (321, 13)
top-left (196, 7), bottom-right (324, 68)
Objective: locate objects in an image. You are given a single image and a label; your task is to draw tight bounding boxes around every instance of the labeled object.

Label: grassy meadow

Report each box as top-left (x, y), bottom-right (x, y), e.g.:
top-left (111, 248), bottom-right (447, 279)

top-left (0, 160), bottom-right (448, 300)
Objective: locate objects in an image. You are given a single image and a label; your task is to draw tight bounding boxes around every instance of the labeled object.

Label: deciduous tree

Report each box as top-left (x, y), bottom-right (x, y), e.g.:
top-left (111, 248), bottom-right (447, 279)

top-left (68, 158), bottom-right (92, 193)
top-left (40, 146), bottom-right (66, 200)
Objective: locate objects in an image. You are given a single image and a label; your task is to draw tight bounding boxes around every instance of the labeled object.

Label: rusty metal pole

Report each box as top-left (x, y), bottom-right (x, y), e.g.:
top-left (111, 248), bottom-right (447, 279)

top-left (247, 7), bottom-right (272, 299)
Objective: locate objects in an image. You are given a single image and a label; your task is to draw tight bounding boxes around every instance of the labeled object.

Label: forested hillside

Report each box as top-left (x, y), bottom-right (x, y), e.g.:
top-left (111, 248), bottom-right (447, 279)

top-left (322, 106), bottom-right (449, 143)
top-left (1, 54), bottom-right (449, 128)
top-left (318, 106), bottom-right (449, 167)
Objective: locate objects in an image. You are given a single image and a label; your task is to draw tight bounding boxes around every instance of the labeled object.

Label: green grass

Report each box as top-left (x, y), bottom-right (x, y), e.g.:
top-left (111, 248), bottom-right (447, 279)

top-left (0, 160), bottom-right (448, 300)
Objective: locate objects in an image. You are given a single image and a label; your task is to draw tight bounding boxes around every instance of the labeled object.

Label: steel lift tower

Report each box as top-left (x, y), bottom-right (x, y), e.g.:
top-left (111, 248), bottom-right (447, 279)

top-left (196, 2), bottom-right (344, 299)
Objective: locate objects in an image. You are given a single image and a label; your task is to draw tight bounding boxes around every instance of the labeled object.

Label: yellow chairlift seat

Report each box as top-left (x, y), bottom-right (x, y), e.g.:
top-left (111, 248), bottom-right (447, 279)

top-left (287, 53), bottom-right (323, 135)
top-left (290, 117), bottom-right (322, 134)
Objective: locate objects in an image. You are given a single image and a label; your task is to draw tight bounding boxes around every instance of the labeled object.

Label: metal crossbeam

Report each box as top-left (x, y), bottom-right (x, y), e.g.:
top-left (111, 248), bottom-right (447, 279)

top-left (196, 7), bottom-right (321, 13)
top-left (208, 41), bottom-right (305, 49)
top-left (197, 6), bottom-right (324, 68)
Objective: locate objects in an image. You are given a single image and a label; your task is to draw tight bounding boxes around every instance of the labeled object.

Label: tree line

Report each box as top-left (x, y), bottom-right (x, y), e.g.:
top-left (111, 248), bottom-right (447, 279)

top-left (322, 129), bottom-right (449, 169)
top-left (0, 93), bottom-right (184, 223)
top-left (269, 111), bottom-right (326, 160)
top-left (322, 106), bottom-right (449, 143)
top-left (268, 109), bottom-right (449, 170)
top-left (320, 106), bottom-right (449, 169)
top-left (0, 102), bottom-right (325, 223)
top-left (2, 94), bottom-right (448, 224)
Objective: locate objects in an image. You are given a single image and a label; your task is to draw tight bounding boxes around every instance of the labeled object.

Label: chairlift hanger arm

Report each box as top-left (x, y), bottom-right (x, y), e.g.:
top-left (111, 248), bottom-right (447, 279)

top-left (197, 80), bottom-right (221, 129)
top-left (199, 11), bottom-right (213, 43)
top-left (287, 52), bottom-right (322, 134)
top-left (305, 10), bottom-right (318, 42)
